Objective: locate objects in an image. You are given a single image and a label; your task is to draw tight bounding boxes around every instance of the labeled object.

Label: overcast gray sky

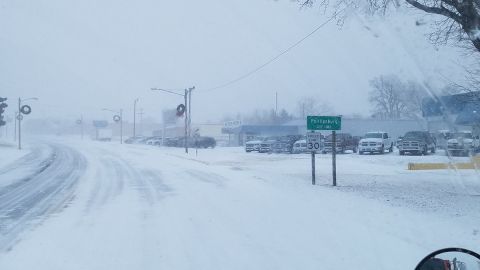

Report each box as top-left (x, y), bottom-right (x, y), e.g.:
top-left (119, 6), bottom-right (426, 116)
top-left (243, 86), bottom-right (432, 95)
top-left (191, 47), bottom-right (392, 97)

top-left (0, 0), bottom-right (468, 124)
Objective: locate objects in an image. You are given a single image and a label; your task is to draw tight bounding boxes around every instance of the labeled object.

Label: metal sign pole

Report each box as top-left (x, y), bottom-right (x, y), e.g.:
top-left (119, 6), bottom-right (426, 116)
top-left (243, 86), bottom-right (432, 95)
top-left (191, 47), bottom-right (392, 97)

top-left (332, 130), bottom-right (337, 186)
top-left (311, 150), bottom-right (316, 185)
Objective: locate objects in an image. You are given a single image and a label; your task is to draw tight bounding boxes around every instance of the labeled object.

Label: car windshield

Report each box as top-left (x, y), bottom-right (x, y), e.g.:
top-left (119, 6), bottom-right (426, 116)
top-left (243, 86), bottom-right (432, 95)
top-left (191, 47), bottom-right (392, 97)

top-left (453, 133), bottom-right (473, 139)
top-left (1, 1), bottom-right (479, 269)
top-left (404, 132), bottom-right (425, 139)
top-left (364, 133), bottom-right (383, 138)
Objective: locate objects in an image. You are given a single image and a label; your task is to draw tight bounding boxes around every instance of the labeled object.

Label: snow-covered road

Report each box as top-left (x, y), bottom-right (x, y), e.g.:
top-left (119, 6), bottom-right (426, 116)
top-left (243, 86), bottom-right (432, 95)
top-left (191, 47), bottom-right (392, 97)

top-left (0, 139), bottom-right (479, 269)
top-left (0, 143), bottom-right (86, 251)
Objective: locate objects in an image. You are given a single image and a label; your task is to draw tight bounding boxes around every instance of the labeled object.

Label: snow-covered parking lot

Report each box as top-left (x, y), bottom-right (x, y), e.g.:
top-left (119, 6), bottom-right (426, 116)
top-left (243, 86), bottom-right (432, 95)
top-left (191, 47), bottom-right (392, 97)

top-left (0, 139), bottom-right (479, 270)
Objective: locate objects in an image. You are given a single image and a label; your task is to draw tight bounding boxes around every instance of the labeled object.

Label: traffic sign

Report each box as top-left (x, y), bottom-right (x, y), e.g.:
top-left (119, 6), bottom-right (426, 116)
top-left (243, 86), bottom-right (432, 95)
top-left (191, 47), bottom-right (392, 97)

top-left (306, 132), bottom-right (322, 151)
top-left (307, 116), bottom-right (341, 130)
top-left (93, 120), bottom-right (108, 128)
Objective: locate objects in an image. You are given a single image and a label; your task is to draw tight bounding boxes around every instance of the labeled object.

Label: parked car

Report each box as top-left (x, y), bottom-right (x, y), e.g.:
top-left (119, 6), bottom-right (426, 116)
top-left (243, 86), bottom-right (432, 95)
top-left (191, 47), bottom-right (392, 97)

top-left (358, 131), bottom-right (393, 155)
top-left (125, 136), bottom-right (147, 144)
top-left (193, 136), bottom-right (216, 148)
top-left (145, 136), bottom-right (163, 146)
top-left (446, 131), bottom-right (479, 156)
top-left (292, 139), bottom-right (307, 153)
top-left (398, 131), bottom-right (436, 155)
top-left (433, 130), bottom-right (453, 150)
top-left (323, 133), bottom-right (358, 154)
top-left (396, 136), bottom-right (403, 147)
top-left (272, 135), bottom-right (303, 153)
top-left (163, 137), bottom-right (179, 147)
top-left (245, 140), bottom-right (262, 152)
top-left (259, 137), bottom-right (279, 153)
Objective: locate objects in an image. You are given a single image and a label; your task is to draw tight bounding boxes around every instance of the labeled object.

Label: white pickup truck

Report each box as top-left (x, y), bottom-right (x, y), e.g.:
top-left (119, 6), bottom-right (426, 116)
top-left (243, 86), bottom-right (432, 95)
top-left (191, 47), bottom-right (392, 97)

top-left (358, 131), bottom-right (393, 155)
top-left (447, 131), bottom-right (479, 156)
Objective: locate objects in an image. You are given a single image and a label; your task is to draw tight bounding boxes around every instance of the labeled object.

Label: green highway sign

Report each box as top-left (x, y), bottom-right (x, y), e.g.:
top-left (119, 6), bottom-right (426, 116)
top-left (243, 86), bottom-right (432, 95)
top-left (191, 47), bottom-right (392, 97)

top-left (307, 116), bottom-right (341, 130)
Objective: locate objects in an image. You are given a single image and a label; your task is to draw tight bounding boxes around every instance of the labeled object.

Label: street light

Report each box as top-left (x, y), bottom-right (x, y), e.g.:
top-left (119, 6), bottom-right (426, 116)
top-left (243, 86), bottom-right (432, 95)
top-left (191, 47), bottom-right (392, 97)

top-left (17, 97), bottom-right (38, 150)
top-left (151, 86), bottom-right (195, 154)
top-left (102, 108), bottom-right (123, 144)
top-left (133, 98), bottom-right (139, 137)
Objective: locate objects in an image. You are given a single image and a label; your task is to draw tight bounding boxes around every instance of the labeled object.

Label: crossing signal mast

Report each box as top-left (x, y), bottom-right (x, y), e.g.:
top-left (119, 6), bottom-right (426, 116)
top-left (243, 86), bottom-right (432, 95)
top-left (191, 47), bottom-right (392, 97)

top-left (0, 97), bottom-right (8, 127)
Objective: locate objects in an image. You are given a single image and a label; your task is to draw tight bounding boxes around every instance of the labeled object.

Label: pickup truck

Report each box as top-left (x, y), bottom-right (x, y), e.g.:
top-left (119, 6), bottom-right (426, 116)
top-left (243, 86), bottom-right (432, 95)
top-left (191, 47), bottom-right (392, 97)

top-left (358, 131), bottom-right (393, 155)
top-left (272, 135), bottom-right (304, 153)
top-left (398, 131), bottom-right (436, 155)
top-left (245, 140), bottom-right (262, 152)
top-left (322, 133), bottom-right (358, 154)
top-left (446, 131), bottom-right (479, 156)
top-left (259, 137), bottom-right (279, 153)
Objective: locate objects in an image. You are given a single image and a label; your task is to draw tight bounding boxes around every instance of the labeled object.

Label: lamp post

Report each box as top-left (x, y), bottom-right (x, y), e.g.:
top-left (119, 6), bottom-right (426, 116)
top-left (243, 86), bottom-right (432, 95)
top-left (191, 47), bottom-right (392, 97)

top-left (151, 86), bottom-right (195, 154)
top-left (18, 97), bottom-right (38, 150)
top-left (133, 98), bottom-right (139, 137)
top-left (102, 108), bottom-right (123, 144)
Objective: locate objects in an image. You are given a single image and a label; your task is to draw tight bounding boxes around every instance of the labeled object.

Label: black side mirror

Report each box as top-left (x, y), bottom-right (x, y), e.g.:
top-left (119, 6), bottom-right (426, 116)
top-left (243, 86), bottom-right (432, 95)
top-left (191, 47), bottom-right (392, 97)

top-left (416, 248), bottom-right (480, 270)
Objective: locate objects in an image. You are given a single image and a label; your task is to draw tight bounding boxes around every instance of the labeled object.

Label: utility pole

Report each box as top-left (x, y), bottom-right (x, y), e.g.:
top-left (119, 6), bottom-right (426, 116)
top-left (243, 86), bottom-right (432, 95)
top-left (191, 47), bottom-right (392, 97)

top-left (184, 89), bottom-right (188, 154)
top-left (188, 89), bottom-right (192, 138)
top-left (137, 109), bottom-right (144, 136)
top-left (14, 112), bottom-right (17, 142)
top-left (81, 114), bottom-right (84, 140)
top-left (17, 97), bottom-right (38, 150)
top-left (120, 109), bottom-right (123, 144)
top-left (18, 98), bottom-right (21, 150)
top-left (151, 85), bottom-right (195, 154)
top-left (133, 98), bottom-right (139, 137)
top-left (275, 92), bottom-right (278, 118)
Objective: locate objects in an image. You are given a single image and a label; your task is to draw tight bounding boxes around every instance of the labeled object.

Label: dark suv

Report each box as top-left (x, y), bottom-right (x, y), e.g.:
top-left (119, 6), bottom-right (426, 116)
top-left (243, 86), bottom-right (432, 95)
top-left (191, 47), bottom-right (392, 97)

top-left (323, 133), bottom-right (359, 154)
top-left (398, 131), bottom-right (436, 155)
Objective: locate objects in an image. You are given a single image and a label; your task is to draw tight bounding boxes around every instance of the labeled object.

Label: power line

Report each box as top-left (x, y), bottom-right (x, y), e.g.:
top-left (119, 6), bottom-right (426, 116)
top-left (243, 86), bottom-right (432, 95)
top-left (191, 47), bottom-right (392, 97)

top-left (202, 15), bottom-right (336, 92)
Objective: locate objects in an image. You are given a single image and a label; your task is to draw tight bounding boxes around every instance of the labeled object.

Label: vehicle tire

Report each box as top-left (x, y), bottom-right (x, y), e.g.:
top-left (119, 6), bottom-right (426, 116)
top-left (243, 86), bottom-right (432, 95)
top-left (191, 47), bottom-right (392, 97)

top-left (399, 151), bottom-right (404, 156)
top-left (359, 151), bottom-right (363, 155)
top-left (246, 150), bottom-right (251, 153)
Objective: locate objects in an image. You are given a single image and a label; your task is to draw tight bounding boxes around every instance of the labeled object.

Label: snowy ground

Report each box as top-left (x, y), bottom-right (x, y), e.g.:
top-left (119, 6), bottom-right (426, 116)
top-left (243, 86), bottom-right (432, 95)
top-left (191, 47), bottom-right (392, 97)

top-left (0, 138), bottom-right (479, 270)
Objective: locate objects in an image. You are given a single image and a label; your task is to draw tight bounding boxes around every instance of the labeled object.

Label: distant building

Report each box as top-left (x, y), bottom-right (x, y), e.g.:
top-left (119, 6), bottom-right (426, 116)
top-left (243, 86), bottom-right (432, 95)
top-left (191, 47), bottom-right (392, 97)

top-left (422, 91), bottom-right (480, 135)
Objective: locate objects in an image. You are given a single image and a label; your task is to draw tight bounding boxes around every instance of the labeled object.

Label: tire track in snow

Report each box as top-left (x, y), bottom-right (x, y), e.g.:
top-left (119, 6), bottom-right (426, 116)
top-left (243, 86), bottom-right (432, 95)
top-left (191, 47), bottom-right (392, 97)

top-left (0, 143), bottom-right (86, 252)
top-left (83, 151), bottom-right (173, 213)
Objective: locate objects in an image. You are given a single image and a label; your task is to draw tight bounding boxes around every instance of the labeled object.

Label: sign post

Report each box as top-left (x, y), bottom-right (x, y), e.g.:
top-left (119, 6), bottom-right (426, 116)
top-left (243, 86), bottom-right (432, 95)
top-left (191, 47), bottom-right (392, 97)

top-left (307, 116), bottom-right (342, 186)
top-left (332, 130), bottom-right (337, 186)
top-left (306, 132), bottom-right (322, 185)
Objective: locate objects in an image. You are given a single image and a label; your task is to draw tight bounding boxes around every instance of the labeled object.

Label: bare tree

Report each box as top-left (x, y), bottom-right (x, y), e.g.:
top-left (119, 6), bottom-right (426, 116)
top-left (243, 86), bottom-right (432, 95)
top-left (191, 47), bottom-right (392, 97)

top-left (296, 96), bottom-right (334, 118)
top-left (297, 0), bottom-right (480, 53)
top-left (368, 75), bottom-right (408, 119)
top-left (403, 80), bottom-right (429, 119)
